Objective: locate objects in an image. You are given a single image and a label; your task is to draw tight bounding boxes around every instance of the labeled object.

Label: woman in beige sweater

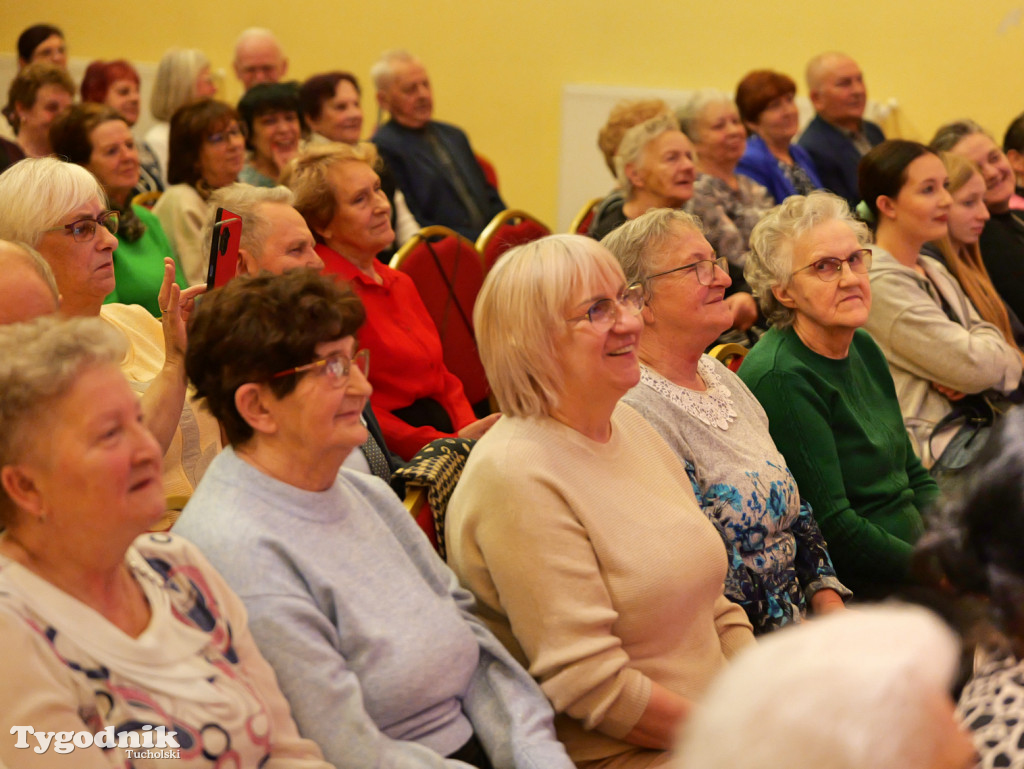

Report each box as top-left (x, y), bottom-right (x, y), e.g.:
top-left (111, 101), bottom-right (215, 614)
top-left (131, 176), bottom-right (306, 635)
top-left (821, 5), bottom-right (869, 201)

top-left (445, 234), bottom-right (754, 769)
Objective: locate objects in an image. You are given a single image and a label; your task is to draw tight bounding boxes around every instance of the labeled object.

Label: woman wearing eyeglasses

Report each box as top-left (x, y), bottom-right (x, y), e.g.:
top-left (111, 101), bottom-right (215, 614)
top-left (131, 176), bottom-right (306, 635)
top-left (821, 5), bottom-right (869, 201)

top-left (858, 140), bottom-right (1022, 468)
top-left (739, 190), bottom-right (939, 599)
top-left (0, 157), bottom-right (218, 526)
top-left (445, 234), bottom-right (754, 769)
top-left (153, 99), bottom-right (245, 285)
top-left (50, 103), bottom-right (187, 318)
top-left (602, 209), bottom-right (849, 635)
top-left (175, 270), bottom-right (574, 769)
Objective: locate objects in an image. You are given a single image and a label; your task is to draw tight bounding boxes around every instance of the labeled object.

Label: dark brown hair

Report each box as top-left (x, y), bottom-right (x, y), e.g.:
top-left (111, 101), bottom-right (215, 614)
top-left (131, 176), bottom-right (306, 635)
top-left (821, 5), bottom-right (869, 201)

top-left (735, 69), bottom-right (797, 126)
top-left (299, 71), bottom-right (361, 122)
top-left (186, 270), bottom-right (366, 446)
top-left (49, 102), bottom-right (124, 166)
top-left (167, 99), bottom-right (240, 186)
top-left (858, 139), bottom-right (934, 224)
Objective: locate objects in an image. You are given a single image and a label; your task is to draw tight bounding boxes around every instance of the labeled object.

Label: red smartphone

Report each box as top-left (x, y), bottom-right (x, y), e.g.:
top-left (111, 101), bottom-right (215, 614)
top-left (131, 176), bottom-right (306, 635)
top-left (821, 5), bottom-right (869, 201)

top-left (206, 208), bottom-right (243, 290)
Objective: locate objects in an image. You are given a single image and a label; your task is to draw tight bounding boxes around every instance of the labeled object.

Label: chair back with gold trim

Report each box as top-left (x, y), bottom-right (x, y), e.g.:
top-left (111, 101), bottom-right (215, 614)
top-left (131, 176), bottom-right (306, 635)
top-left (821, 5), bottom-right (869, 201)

top-left (131, 190), bottom-right (162, 210)
top-left (475, 209), bottom-right (552, 274)
top-left (390, 226), bottom-right (490, 406)
top-left (569, 196), bottom-right (605, 236)
top-left (709, 342), bottom-right (749, 372)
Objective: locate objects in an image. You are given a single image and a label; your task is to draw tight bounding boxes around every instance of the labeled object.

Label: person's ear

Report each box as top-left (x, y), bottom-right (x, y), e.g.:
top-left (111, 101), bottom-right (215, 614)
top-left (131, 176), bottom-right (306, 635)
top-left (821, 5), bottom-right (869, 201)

top-left (875, 194), bottom-right (897, 220)
top-left (625, 162), bottom-right (644, 191)
top-left (771, 282), bottom-right (798, 309)
top-left (236, 247), bottom-right (258, 277)
top-left (0, 464), bottom-right (44, 521)
top-left (234, 383), bottom-right (279, 436)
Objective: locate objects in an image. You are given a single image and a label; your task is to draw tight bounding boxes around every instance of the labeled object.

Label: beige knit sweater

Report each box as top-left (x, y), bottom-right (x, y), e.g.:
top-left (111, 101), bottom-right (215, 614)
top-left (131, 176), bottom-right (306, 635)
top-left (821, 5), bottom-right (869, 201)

top-left (446, 402), bottom-right (754, 767)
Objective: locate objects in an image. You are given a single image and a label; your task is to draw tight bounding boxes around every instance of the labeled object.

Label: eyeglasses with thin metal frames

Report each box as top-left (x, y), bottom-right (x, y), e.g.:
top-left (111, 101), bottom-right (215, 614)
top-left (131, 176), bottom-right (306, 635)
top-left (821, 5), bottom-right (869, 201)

top-left (790, 249), bottom-right (873, 282)
top-left (566, 282), bottom-right (645, 330)
top-left (271, 348), bottom-right (370, 387)
top-left (43, 210), bottom-right (120, 243)
top-left (645, 255), bottom-right (730, 287)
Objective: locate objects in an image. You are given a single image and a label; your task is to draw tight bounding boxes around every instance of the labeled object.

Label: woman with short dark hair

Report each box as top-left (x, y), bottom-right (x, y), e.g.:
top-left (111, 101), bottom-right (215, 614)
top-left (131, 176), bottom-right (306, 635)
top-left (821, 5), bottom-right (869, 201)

top-left (237, 81), bottom-right (305, 187)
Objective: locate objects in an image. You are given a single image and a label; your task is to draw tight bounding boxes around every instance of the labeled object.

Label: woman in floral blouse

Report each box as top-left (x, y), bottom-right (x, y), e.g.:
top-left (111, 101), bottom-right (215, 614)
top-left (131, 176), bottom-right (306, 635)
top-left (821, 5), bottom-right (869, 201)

top-left (604, 207), bottom-right (849, 633)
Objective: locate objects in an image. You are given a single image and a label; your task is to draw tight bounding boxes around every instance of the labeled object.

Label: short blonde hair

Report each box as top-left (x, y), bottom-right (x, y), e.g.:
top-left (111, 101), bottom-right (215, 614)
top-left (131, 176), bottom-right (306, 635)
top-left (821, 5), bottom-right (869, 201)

top-left (150, 48), bottom-right (211, 122)
top-left (0, 315), bottom-right (125, 525)
top-left (281, 141), bottom-right (380, 236)
top-left (474, 234), bottom-right (625, 418)
top-left (0, 157), bottom-right (104, 248)
top-left (745, 191), bottom-right (870, 328)
top-left (614, 114), bottom-right (682, 196)
top-left (597, 98), bottom-right (671, 176)
top-left (676, 89), bottom-right (735, 143)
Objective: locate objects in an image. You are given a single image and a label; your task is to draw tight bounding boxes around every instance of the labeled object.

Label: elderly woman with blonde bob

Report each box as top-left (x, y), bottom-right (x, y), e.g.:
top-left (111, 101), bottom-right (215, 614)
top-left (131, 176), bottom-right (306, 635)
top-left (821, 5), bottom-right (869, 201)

top-left (145, 48), bottom-right (218, 180)
top-left (588, 113), bottom-right (695, 241)
top-left (0, 316), bottom-right (331, 768)
top-left (603, 208), bottom-right (849, 634)
top-left (738, 191), bottom-right (939, 598)
top-left (445, 234), bottom-right (754, 769)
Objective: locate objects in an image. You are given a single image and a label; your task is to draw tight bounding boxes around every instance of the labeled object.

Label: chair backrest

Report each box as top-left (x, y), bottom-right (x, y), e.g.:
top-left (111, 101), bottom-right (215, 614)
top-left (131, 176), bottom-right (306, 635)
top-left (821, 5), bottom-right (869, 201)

top-left (391, 226), bottom-right (490, 406)
top-left (708, 342), bottom-right (749, 372)
top-left (475, 152), bottom-right (499, 190)
top-left (475, 208), bottom-right (552, 274)
top-left (131, 190), bottom-right (162, 210)
top-left (569, 196), bottom-right (605, 236)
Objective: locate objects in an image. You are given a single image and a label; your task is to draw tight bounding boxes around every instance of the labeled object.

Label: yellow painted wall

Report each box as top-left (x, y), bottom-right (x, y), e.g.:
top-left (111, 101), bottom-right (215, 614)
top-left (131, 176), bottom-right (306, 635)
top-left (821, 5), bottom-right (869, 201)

top-left (5, 1), bottom-right (1024, 227)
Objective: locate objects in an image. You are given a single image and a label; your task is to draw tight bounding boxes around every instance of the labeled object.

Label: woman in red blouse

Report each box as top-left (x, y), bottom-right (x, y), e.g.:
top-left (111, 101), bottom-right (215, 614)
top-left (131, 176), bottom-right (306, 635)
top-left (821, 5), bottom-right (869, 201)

top-left (284, 142), bottom-right (498, 459)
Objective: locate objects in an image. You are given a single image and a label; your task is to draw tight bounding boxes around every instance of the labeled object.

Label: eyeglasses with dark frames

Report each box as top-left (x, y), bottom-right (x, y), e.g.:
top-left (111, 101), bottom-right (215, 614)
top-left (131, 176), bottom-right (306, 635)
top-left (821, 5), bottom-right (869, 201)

top-left (44, 210), bottom-right (120, 243)
top-left (271, 348), bottom-right (370, 387)
top-left (790, 249), bottom-right (873, 282)
top-left (645, 255), bottom-right (729, 287)
top-left (566, 282), bottom-right (645, 331)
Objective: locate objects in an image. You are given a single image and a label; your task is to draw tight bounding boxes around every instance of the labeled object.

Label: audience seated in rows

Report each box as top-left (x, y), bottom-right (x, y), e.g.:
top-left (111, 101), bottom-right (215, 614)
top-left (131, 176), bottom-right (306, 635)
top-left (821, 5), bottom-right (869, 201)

top-left (739, 191), bottom-right (939, 598)
top-left (80, 58), bottom-right (164, 194)
top-left (145, 48), bottom-right (217, 180)
top-left (237, 81), bottom-right (305, 188)
top-left (371, 49), bottom-right (505, 240)
top-left (735, 69), bottom-right (822, 203)
top-left (0, 315), bottom-right (333, 769)
top-left (859, 140), bottom-right (1022, 467)
top-left (233, 27), bottom-right (289, 92)
top-left (50, 103), bottom-right (187, 317)
top-left (0, 157), bottom-right (218, 520)
top-left (797, 52), bottom-right (885, 208)
top-left (446, 234), bottom-right (755, 768)
top-left (152, 99), bottom-right (244, 285)
top-left (175, 270), bottom-right (574, 769)
top-left (282, 142), bottom-right (499, 460)
top-left (604, 208), bottom-right (850, 634)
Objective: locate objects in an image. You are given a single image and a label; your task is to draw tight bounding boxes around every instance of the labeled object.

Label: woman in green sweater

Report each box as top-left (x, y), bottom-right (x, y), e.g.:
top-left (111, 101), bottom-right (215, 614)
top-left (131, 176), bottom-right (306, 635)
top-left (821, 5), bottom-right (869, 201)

top-left (739, 190), bottom-right (939, 598)
top-left (50, 102), bottom-right (187, 316)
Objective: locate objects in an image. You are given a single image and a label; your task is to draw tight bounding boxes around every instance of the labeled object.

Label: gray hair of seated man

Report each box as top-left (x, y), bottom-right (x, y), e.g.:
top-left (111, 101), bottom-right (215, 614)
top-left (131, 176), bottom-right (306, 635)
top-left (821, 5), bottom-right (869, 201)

top-left (675, 603), bottom-right (962, 769)
top-left (203, 183), bottom-right (295, 263)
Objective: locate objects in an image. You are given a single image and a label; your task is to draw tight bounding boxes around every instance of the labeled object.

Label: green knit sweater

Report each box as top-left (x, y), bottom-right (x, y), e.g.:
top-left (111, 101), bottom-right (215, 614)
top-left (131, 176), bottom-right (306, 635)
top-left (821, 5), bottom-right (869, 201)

top-left (103, 204), bottom-right (188, 317)
top-left (738, 326), bottom-right (938, 596)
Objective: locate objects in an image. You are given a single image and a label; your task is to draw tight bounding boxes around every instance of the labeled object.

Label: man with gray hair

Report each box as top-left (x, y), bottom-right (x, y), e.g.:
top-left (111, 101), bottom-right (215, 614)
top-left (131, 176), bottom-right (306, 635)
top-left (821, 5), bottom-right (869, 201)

top-left (797, 51), bottom-right (885, 208)
top-left (0, 239), bottom-right (59, 324)
top-left (233, 27), bottom-right (288, 92)
top-left (204, 184), bottom-right (404, 492)
top-left (371, 49), bottom-right (504, 239)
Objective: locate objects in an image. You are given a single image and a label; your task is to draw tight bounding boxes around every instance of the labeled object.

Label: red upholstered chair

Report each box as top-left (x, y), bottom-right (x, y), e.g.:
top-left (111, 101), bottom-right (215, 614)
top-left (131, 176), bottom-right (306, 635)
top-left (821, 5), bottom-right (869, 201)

top-left (390, 226), bottom-right (490, 408)
top-left (475, 153), bottom-right (499, 191)
top-left (475, 209), bottom-right (552, 274)
top-left (569, 196), bottom-right (605, 236)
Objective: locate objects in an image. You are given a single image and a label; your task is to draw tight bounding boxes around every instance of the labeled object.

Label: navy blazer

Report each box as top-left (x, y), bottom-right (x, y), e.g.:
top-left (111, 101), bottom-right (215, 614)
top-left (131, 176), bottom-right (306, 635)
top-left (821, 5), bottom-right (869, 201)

top-left (736, 134), bottom-right (823, 203)
top-left (796, 115), bottom-right (885, 209)
top-left (373, 119), bottom-right (505, 240)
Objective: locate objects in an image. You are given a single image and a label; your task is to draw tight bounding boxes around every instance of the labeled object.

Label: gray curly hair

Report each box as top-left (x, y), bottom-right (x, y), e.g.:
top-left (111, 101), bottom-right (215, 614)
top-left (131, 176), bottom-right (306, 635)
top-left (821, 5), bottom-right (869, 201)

top-left (614, 113), bottom-right (682, 196)
top-left (745, 191), bottom-right (871, 328)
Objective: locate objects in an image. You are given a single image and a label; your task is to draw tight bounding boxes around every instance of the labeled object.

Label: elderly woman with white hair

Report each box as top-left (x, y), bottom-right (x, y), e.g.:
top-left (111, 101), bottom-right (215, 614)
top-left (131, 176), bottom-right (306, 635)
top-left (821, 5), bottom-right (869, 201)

top-left (677, 90), bottom-right (773, 304)
top-left (603, 208), bottom-right (849, 634)
top-left (0, 316), bottom-right (333, 769)
top-left (446, 234), bottom-right (754, 769)
top-left (588, 113), bottom-right (696, 241)
top-left (738, 191), bottom-right (939, 599)
top-left (0, 157), bottom-right (218, 525)
top-left (675, 604), bottom-right (976, 769)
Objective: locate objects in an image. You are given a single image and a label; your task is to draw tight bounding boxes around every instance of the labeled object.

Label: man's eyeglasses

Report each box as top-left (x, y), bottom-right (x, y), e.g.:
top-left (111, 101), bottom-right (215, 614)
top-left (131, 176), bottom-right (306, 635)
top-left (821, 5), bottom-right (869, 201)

top-left (567, 283), bottom-right (644, 331)
top-left (272, 348), bottom-right (370, 387)
top-left (44, 210), bottom-right (120, 243)
top-left (645, 256), bottom-right (729, 287)
top-left (791, 249), bottom-right (872, 282)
